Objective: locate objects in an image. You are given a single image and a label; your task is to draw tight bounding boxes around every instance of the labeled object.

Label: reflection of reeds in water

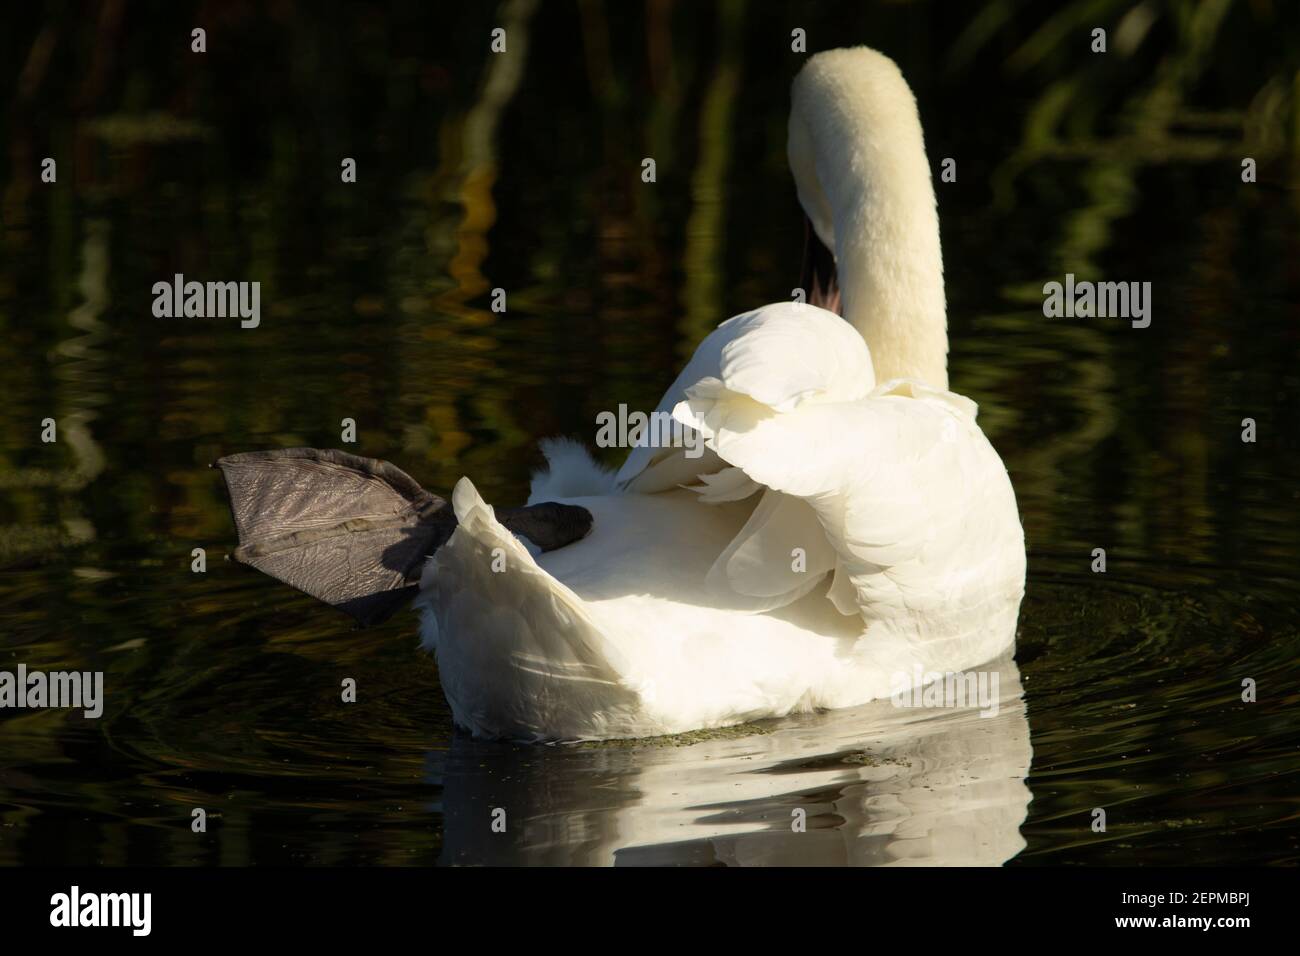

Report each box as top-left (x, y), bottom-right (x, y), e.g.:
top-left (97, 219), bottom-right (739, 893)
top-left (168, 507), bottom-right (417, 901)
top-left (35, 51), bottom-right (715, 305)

top-left (971, 0), bottom-right (1299, 563)
top-left (409, 0), bottom-right (539, 490)
top-left (0, 219), bottom-right (109, 564)
top-left (680, 0), bottom-right (743, 357)
top-left (991, 0), bottom-right (1269, 261)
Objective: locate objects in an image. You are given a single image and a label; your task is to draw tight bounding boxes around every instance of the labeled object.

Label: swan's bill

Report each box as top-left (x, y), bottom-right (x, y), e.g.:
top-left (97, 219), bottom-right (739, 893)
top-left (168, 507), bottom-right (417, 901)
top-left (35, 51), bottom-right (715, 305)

top-left (800, 212), bottom-right (841, 315)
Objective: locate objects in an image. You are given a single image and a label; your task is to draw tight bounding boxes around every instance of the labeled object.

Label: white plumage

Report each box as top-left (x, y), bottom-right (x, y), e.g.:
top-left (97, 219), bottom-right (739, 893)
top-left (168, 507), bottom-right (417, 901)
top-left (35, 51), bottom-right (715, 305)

top-left (417, 47), bottom-right (1026, 741)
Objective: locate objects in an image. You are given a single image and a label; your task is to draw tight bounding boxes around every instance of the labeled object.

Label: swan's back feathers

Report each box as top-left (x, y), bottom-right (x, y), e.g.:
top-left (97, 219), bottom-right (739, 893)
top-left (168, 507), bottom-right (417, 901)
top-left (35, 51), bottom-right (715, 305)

top-left (528, 437), bottom-right (618, 504)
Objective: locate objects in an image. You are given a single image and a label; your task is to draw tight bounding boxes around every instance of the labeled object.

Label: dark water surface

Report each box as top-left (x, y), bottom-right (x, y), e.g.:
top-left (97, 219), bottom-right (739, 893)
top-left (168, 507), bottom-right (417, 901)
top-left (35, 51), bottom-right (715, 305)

top-left (1, 2), bottom-right (1298, 865)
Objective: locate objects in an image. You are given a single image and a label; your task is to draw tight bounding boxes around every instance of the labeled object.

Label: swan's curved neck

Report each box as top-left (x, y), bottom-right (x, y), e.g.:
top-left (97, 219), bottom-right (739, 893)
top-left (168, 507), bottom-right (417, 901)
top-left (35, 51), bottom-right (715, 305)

top-left (788, 48), bottom-right (948, 390)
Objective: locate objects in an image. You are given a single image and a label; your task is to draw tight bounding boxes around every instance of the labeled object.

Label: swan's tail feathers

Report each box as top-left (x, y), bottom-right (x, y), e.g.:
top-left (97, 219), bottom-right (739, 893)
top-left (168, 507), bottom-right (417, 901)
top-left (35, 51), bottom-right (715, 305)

top-left (527, 437), bottom-right (618, 504)
top-left (418, 477), bottom-right (642, 741)
top-left (215, 448), bottom-right (595, 628)
top-left (214, 448), bottom-right (456, 626)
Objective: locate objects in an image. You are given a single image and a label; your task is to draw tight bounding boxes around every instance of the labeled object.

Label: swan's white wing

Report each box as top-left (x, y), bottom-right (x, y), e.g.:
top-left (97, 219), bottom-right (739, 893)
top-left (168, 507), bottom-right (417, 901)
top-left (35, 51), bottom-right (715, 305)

top-left (618, 300), bottom-right (1022, 651)
top-left (683, 466), bottom-right (762, 503)
top-left (703, 488), bottom-right (838, 611)
top-left (673, 384), bottom-right (1026, 656)
top-left (616, 302), bottom-right (873, 492)
top-left (710, 303), bottom-right (875, 411)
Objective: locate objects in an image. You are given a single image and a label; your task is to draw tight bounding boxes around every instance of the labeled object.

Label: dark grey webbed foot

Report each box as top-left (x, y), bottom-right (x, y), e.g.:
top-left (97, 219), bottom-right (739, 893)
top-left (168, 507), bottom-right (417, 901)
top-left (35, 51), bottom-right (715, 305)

top-left (215, 447), bottom-right (593, 626)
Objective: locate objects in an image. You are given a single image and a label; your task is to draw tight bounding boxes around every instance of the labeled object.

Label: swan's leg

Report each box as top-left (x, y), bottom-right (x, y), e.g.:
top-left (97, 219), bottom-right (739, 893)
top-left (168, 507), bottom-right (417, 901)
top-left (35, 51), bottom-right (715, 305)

top-left (215, 448), bottom-right (591, 626)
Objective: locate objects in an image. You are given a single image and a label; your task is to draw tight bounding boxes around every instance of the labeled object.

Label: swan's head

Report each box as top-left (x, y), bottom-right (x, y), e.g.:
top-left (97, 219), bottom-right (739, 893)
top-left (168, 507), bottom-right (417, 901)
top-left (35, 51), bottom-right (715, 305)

top-left (788, 47), bottom-right (948, 390)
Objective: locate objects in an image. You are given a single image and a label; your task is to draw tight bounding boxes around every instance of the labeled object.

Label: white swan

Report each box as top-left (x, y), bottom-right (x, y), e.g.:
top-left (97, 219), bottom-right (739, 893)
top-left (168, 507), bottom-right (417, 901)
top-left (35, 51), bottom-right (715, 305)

top-left (417, 46), bottom-right (1026, 741)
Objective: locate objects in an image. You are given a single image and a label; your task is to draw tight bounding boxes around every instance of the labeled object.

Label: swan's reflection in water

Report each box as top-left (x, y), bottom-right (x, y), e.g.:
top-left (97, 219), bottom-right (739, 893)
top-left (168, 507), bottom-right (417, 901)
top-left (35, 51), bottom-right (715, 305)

top-left (430, 656), bottom-right (1030, 866)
